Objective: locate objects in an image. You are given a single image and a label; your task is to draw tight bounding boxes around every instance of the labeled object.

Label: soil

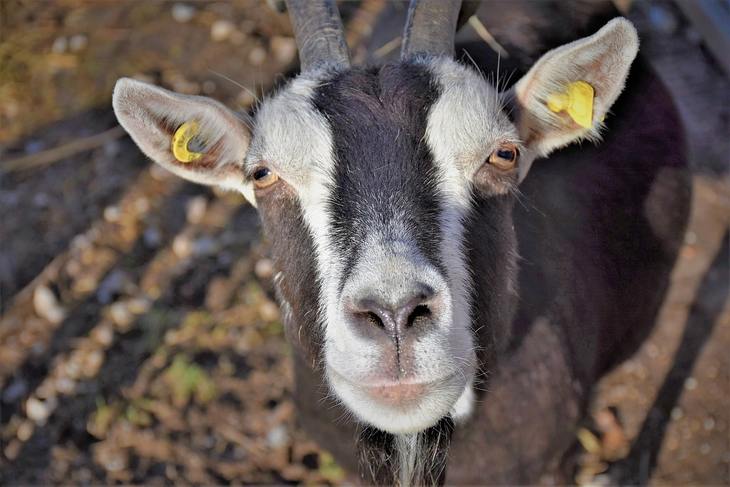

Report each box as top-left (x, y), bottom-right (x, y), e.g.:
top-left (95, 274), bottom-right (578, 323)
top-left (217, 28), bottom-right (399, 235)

top-left (0, 1), bottom-right (728, 485)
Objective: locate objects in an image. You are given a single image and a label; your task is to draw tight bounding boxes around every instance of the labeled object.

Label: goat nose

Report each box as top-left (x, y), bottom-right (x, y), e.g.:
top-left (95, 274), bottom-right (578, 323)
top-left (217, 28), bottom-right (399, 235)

top-left (346, 284), bottom-right (437, 338)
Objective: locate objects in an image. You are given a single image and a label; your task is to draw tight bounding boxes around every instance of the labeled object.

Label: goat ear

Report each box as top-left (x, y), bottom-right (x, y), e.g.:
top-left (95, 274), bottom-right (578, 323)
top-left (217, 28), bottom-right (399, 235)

top-left (513, 18), bottom-right (639, 162)
top-left (112, 78), bottom-right (255, 203)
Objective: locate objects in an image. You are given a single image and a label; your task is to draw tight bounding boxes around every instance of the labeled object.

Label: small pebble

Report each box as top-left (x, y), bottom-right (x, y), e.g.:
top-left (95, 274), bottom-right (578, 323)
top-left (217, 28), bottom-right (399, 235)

top-left (211, 20), bottom-right (236, 42)
top-left (270, 36), bottom-right (297, 64)
top-left (91, 323), bottom-right (115, 347)
top-left (127, 297), bottom-right (152, 314)
top-left (237, 89), bottom-right (257, 108)
top-left (143, 227), bottom-right (162, 248)
top-left (171, 3), bottom-right (196, 23)
top-left (248, 46), bottom-right (267, 66)
top-left (266, 425), bottom-right (289, 448)
top-left (4, 440), bottom-right (21, 460)
top-left (670, 407), bottom-right (683, 421)
top-left (76, 276), bottom-right (100, 294)
top-left (134, 197), bottom-right (150, 214)
top-left (26, 397), bottom-right (51, 424)
top-left (51, 37), bottom-right (68, 54)
top-left (69, 34), bottom-right (88, 52)
top-left (684, 377), bottom-right (697, 391)
top-left (71, 234), bottom-right (91, 251)
top-left (64, 360), bottom-right (81, 380)
top-left (186, 196), bottom-right (207, 224)
top-left (97, 445), bottom-right (128, 472)
top-left (103, 205), bottom-right (121, 222)
top-left (83, 350), bottom-right (104, 376)
top-left (699, 443), bottom-right (711, 455)
top-left (173, 234), bottom-right (193, 258)
top-left (55, 377), bottom-right (76, 394)
top-left (254, 258), bottom-right (275, 279)
top-left (205, 277), bottom-right (231, 312)
top-left (110, 302), bottom-right (134, 328)
top-left (260, 301), bottom-right (280, 322)
top-left (16, 420), bottom-right (34, 441)
top-left (33, 285), bottom-right (66, 324)
top-left (704, 417), bottom-right (716, 431)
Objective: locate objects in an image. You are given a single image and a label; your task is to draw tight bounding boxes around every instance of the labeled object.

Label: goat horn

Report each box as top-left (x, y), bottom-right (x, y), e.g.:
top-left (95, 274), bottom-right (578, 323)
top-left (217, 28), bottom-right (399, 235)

top-left (401, 0), bottom-right (463, 59)
top-left (286, 0), bottom-right (350, 72)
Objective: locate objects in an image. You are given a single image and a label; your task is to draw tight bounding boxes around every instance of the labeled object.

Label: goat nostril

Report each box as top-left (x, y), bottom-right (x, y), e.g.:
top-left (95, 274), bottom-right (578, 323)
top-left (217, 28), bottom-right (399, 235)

top-left (407, 304), bottom-right (431, 328)
top-left (363, 311), bottom-right (384, 329)
top-left (347, 284), bottom-right (438, 336)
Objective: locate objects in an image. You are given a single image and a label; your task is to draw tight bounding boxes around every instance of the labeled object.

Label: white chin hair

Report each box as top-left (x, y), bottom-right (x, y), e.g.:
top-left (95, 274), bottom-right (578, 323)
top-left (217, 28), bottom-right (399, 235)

top-left (327, 368), bottom-right (471, 434)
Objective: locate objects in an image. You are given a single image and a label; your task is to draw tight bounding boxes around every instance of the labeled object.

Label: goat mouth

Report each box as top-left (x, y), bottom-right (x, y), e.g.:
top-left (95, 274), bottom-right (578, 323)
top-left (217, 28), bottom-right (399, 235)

top-left (328, 368), bottom-right (459, 407)
top-left (327, 365), bottom-right (470, 433)
top-left (363, 382), bottom-right (427, 407)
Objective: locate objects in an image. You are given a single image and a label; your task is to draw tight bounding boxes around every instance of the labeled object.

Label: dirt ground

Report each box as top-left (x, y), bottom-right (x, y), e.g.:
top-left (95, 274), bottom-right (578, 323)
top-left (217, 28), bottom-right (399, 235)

top-left (0, 1), bottom-right (728, 485)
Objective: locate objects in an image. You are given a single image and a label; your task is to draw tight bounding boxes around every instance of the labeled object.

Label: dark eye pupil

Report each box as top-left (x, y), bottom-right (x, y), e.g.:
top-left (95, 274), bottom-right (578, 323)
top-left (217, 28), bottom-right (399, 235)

top-left (497, 149), bottom-right (515, 161)
top-left (253, 167), bottom-right (270, 180)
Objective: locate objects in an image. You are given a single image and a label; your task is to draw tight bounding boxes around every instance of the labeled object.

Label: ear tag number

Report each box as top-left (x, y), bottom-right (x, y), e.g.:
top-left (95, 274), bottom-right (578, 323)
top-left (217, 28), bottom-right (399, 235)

top-left (546, 81), bottom-right (594, 129)
top-left (172, 120), bottom-right (204, 163)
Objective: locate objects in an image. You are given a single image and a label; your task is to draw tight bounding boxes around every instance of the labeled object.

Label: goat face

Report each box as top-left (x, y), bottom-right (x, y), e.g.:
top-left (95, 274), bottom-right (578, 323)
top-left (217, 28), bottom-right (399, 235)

top-left (248, 59), bottom-right (525, 434)
top-left (112, 9), bottom-right (638, 438)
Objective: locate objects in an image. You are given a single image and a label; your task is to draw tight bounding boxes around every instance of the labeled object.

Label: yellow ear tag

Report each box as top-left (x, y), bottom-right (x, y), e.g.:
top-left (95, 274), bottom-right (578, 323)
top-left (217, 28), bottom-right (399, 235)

top-left (546, 81), bottom-right (595, 129)
top-left (172, 120), bottom-right (204, 163)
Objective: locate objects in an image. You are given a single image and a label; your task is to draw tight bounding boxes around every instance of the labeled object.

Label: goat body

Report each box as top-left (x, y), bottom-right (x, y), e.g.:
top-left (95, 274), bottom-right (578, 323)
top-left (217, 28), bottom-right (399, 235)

top-left (289, 6), bottom-right (690, 484)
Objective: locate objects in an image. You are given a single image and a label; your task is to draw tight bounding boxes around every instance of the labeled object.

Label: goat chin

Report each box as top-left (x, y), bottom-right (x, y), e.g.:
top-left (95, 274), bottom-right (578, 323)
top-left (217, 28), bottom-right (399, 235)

top-left (358, 416), bottom-right (455, 486)
top-left (326, 366), bottom-right (472, 434)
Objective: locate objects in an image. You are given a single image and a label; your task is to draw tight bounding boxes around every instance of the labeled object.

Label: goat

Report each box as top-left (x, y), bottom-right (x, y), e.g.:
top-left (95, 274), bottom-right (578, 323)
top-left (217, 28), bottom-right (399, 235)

top-left (111, 0), bottom-right (690, 484)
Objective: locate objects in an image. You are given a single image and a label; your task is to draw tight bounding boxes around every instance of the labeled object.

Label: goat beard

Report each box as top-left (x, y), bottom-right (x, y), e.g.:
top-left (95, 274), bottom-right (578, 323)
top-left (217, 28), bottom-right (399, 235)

top-left (357, 416), bottom-right (455, 486)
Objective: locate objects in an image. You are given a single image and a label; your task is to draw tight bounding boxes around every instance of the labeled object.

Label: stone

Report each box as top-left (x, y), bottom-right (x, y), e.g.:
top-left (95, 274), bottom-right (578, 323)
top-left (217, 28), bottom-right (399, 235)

top-left (33, 285), bottom-right (66, 324)
top-left (248, 46), bottom-right (267, 66)
top-left (26, 397), bottom-right (51, 424)
top-left (69, 34), bottom-right (88, 52)
top-left (171, 3), bottom-right (195, 23)
top-left (186, 196), bottom-right (207, 224)
top-left (270, 36), bottom-right (297, 64)
top-left (211, 20), bottom-right (236, 42)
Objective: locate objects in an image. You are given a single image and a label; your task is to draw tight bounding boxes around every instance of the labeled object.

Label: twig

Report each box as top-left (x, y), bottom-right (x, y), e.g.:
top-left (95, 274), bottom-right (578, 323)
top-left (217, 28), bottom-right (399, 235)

top-left (373, 36), bottom-right (401, 59)
top-left (1, 125), bottom-right (126, 173)
top-left (468, 15), bottom-right (509, 58)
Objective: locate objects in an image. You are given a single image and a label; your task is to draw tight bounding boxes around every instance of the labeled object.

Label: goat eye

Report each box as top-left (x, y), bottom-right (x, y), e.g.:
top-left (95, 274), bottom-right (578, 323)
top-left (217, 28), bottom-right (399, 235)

top-left (252, 166), bottom-right (279, 189)
top-left (488, 144), bottom-right (519, 171)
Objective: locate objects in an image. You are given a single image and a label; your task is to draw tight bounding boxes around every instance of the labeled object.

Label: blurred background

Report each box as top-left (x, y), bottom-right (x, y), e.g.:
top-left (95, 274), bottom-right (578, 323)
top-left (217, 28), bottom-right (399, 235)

top-left (0, 0), bottom-right (728, 484)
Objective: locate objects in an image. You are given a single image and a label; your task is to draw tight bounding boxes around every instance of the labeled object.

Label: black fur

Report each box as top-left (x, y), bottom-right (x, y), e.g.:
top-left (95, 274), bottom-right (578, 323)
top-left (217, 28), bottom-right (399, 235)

top-left (312, 63), bottom-right (446, 288)
top-left (257, 185), bottom-right (324, 367)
